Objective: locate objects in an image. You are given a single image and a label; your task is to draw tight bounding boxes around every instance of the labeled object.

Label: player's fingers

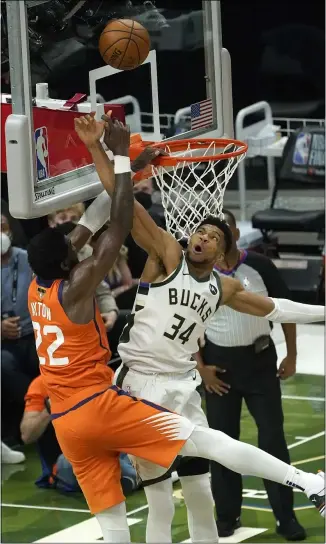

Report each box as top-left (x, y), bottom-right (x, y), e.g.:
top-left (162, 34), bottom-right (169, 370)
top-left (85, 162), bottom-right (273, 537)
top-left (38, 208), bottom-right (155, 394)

top-left (217, 379), bottom-right (231, 389)
top-left (215, 384), bottom-right (229, 394)
top-left (101, 114), bottom-right (112, 123)
top-left (79, 116), bottom-right (88, 125)
top-left (215, 365), bottom-right (226, 373)
top-left (146, 148), bottom-right (161, 159)
top-left (205, 385), bottom-right (213, 394)
top-left (211, 385), bottom-right (225, 395)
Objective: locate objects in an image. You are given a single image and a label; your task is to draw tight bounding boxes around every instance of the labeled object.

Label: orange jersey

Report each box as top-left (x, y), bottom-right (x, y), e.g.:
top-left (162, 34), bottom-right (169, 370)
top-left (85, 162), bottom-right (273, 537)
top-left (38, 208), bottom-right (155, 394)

top-left (28, 277), bottom-right (112, 411)
top-left (24, 375), bottom-right (48, 412)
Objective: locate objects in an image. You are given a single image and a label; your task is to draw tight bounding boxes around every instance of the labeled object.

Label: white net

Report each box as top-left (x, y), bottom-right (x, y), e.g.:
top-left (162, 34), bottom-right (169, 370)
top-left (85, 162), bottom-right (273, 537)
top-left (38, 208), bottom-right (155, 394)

top-left (150, 139), bottom-right (246, 240)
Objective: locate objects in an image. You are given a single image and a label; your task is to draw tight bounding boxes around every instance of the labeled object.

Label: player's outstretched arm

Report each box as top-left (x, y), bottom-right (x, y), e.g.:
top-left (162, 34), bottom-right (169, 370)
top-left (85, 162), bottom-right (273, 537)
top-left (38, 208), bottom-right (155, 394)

top-left (221, 275), bottom-right (324, 323)
top-left (68, 120), bottom-right (134, 298)
top-left (87, 115), bottom-right (181, 274)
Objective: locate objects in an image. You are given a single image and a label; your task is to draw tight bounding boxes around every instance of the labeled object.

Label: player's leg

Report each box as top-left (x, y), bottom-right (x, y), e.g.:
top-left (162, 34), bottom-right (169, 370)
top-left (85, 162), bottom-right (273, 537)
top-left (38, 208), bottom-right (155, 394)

top-left (205, 384), bottom-right (243, 533)
top-left (53, 408), bottom-right (130, 543)
top-left (96, 502), bottom-right (130, 543)
top-left (181, 426), bottom-right (325, 515)
top-left (179, 470), bottom-right (218, 543)
top-left (143, 478), bottom-right (175, 543)
top-left (108, 383), bottom-right (325, 517)
top-left (114, 367), bottom-right (176, 543)
top-left (178, 386), bottom-right (218, 543)
top-left (63, 385), bottom-right (324, 524)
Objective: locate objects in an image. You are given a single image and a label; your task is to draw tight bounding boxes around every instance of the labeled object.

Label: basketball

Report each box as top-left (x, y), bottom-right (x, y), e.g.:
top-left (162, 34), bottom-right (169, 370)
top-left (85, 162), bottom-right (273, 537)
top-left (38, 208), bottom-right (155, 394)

top-left (99, 19), bottom-right (151, 70)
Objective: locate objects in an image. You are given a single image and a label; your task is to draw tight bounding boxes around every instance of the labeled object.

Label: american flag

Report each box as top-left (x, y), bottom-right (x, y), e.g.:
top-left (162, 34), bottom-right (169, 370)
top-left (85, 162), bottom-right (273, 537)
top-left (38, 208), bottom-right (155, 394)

top-left (190, 99), bottom-right (213, 130)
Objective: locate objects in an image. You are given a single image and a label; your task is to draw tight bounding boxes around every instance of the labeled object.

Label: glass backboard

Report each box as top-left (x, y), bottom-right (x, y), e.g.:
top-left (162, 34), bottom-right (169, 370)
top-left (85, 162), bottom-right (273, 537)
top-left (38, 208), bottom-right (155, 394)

top-left (3, 0), bottom-right (232, 218)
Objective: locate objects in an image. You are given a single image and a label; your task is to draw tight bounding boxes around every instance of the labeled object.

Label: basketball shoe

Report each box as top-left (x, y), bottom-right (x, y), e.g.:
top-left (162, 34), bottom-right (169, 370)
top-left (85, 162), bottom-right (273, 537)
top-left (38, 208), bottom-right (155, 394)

top-left (306, 471), bottom-right (325, 517)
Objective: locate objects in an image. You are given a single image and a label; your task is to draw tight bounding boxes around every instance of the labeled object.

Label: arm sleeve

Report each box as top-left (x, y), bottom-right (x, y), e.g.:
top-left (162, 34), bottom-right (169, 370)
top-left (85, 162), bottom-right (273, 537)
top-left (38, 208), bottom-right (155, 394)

top-left (245, 252), bottom-right (290, 298)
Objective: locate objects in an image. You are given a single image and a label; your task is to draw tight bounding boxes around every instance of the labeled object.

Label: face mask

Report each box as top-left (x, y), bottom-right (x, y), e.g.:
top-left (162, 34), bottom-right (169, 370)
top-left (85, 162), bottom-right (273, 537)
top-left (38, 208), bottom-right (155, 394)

top-left (1, 232), bottom-right (11, 255)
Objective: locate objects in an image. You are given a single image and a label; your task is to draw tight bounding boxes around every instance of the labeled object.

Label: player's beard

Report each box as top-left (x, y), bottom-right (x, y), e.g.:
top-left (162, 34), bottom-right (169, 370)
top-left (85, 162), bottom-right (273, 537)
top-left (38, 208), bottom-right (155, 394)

top-left (186, 252), bottom-right (214, 269)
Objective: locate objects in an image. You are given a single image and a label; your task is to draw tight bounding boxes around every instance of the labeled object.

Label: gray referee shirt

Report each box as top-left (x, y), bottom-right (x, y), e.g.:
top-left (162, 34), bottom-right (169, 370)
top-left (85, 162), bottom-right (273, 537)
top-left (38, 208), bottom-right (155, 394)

top-left (206, 250), bottom-right (290, 347)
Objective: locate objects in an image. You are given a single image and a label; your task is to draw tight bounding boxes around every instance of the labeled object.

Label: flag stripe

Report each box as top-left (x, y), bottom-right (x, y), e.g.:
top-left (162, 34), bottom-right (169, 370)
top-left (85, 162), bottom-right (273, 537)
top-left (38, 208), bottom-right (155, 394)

top-left (190, 98), bottom-right (213, 130)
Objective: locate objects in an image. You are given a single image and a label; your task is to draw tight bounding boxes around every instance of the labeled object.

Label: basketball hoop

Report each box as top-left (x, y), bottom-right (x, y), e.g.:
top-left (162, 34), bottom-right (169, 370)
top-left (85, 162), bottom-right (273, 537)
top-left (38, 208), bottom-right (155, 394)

top-left (130, 135), bottom-right (248, 240)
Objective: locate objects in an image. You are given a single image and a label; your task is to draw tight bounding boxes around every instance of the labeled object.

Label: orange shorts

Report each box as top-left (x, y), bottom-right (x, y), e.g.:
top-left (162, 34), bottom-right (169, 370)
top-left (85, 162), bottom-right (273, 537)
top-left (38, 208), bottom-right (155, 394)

top-left (52, 385), bottom-right (194, 514)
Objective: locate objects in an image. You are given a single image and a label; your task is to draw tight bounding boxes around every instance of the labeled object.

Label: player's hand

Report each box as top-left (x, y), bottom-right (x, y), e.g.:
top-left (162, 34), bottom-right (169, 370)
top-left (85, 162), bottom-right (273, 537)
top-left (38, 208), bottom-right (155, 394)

top-left (277, 355), bottom-right (297, 380)
top-left (1, 316), bottom-right (21, 339)
top-left (198, 365), bottom-right (230, 395)
top-left (74, 112), bottom-right (107, 147)
top-left (101, 114), bottom-right (130, 156)
top-left (131, 146), bottom-right (168, 173)
top-left (101, 311), bottom-right (118, 331)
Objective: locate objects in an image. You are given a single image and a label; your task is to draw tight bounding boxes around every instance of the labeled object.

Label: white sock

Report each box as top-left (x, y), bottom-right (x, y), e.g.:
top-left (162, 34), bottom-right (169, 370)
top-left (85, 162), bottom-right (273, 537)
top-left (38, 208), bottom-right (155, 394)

top-left (181, 427), bottom-right (312, 492)
top-left (180, 473), bottom-right (218, 543)
top-left (144, 478), bottom-right (175, 543)
top-left (95, 502), bottom-right (130, 543)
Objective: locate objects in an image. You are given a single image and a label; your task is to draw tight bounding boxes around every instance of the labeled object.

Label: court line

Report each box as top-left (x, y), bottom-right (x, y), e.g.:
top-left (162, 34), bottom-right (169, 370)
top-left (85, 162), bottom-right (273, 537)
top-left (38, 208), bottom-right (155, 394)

top-left (1, 502), bottom-right (148, 516)
top-left (292, 455), bottom-right (325, 466)
top-left (242, 504), bottom-right (315, 513)
top-left (288, 431), bottom-right (325, 450)
top-left (1, 503), bottom-right (90, 514)
top-left (282, 395), bottom-right (325, 402)
top-left (34, 517), bottom-right (142, 543)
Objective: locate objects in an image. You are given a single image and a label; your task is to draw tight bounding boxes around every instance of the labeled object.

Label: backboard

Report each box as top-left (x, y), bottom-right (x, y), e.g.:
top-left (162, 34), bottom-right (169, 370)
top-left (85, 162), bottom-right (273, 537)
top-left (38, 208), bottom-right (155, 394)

top-left (4, 0), bottom-right (233, 219)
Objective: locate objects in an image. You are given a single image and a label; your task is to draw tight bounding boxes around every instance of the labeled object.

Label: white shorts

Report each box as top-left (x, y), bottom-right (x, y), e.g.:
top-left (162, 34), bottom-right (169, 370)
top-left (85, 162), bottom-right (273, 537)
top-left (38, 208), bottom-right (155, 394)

top-left (114, 365), bottom-right (208, 482)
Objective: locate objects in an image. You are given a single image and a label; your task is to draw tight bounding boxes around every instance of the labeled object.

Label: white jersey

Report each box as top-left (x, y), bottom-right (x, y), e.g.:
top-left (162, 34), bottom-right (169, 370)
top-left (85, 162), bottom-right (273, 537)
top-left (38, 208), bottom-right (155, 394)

top-left (118, 254), bottom-right (222, 373)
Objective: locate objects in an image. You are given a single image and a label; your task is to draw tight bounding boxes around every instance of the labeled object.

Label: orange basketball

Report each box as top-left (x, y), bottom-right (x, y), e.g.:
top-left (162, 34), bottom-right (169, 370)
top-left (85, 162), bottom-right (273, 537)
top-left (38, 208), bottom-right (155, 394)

top-left (99, 19), bottom-right (151, 70)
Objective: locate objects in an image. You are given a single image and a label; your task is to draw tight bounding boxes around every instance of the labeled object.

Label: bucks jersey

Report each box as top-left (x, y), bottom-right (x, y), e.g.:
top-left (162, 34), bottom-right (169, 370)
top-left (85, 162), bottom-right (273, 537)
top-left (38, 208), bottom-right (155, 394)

top-left (118, 254), bottom-right (222, 373)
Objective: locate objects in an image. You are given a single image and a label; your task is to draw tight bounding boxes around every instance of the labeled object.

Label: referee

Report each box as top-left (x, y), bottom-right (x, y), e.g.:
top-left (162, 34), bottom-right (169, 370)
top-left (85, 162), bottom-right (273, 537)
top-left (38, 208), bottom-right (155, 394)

top-left (200, 209), bottom-right (306, 541)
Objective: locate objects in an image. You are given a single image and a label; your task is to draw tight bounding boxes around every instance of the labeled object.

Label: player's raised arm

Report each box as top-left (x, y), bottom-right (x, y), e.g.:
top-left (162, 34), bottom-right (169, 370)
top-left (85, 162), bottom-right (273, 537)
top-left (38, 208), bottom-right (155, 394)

top-left (68, 113), bottom-right (115, 252)
top-left (67, 118), bottom-right (134, 298)
top-left (220, 275), bottom-right (324, 323)
top-left (86, 114), bottom-right (182, 272)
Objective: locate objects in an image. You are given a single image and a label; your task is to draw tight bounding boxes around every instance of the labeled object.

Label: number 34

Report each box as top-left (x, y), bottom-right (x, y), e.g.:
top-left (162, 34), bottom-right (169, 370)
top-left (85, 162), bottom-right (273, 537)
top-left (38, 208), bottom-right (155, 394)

top-left (32, 322), bottom-right (69, 366)
top-left (164, 314), bottom-right (196, 345)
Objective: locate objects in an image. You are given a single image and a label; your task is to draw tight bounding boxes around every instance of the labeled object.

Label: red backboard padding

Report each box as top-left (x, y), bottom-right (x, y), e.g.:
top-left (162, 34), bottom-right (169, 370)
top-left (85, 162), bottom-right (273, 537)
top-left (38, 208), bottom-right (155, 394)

top-left (1, 102), bottom-right (125, 175)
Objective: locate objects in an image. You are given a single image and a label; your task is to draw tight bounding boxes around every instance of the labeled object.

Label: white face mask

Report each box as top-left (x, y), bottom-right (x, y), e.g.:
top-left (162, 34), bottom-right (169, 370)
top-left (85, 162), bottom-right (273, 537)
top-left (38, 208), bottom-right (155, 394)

top-left (1, 232), bottom-right (12, 255)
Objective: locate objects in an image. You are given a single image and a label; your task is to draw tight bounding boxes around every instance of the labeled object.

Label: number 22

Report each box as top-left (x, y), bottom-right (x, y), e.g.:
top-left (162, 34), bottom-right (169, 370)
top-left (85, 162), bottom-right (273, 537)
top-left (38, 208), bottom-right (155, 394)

top-left (32, 322), bottom-right (69, 366)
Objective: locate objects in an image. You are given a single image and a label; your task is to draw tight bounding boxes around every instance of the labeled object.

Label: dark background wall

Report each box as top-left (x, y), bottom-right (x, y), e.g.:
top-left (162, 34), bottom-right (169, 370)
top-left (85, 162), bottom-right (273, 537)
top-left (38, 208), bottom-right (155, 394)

top-left (47, 0), bottom-right (325, 117)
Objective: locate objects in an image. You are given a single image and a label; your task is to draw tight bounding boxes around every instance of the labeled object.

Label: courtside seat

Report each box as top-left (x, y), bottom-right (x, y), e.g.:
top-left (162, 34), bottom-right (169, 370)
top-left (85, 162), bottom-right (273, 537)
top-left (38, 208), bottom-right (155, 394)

top-left (252, 209), bottom-right (325, 233)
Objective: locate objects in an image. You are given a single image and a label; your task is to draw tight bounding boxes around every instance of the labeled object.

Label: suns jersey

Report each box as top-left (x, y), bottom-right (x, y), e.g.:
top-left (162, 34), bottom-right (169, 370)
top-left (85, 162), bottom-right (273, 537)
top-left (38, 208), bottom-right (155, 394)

top-left (28, 277), bottom-right (112, 411)
top-left (118, 254), bottom-right (222, 373)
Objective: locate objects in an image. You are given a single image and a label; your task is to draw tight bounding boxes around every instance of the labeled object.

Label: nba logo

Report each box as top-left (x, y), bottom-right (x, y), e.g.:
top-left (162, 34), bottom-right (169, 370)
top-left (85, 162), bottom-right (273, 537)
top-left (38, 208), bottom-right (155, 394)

top-left (292, 132), bottom-right (312, 166)
top-left (35, 127), bottom-right (50, 181)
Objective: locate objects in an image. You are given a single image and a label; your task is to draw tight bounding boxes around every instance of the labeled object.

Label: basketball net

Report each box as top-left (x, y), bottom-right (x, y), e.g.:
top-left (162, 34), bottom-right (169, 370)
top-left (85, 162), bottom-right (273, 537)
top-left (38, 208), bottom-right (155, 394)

top-left (130, 136), bottom-right (247, 240)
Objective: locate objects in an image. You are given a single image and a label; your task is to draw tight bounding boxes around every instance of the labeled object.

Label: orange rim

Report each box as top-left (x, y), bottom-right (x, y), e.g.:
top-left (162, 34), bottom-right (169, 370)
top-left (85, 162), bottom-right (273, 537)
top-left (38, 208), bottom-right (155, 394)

top-left (129, 136), bottom-right (248, 166)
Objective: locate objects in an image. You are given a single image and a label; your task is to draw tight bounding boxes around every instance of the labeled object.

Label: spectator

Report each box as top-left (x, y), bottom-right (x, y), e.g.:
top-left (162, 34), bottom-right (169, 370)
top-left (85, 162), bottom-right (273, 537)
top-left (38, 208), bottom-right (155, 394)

top-left (47, 203), bottom-right (85, 227)
top-left (199, 209), bottom-right (305, 541)
top-left (106, 244), bottom-right (138, 299)
top-left (20, 376), bottom-right (139, 494)
top-left (1, 213), bottom-right (40, 424)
